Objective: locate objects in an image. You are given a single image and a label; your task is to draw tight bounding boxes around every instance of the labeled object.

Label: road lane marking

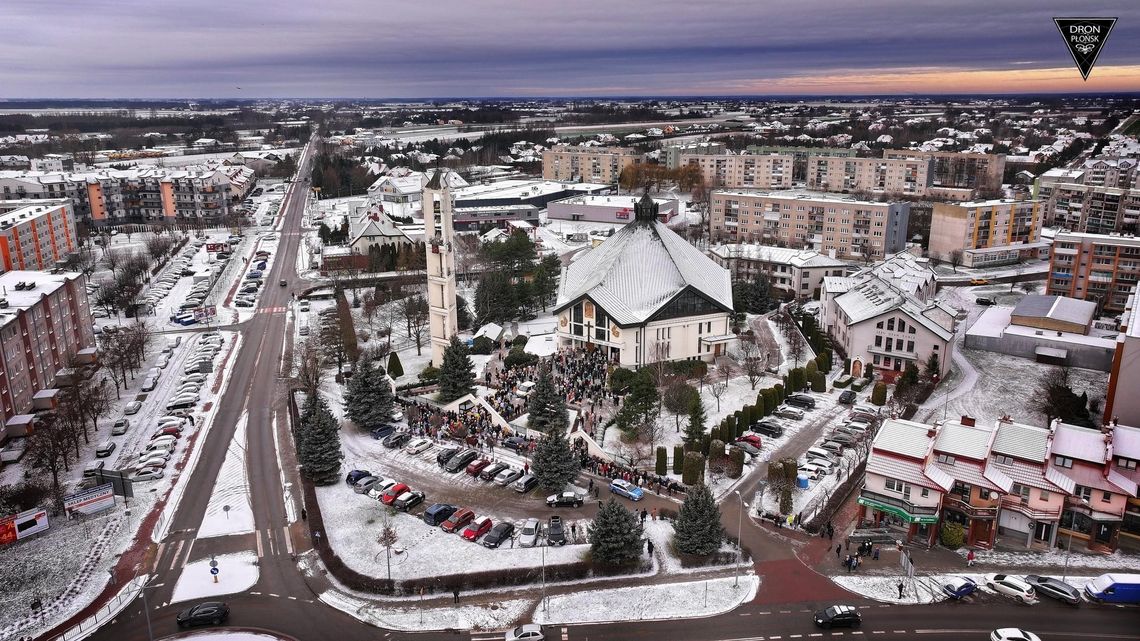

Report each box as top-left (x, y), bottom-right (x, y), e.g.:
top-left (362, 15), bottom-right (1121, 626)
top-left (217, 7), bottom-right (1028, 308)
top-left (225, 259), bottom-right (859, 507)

top-left (183, 538), bottom-right (195, 567)
top-left (282, 525), bottom-right (293, 554)
top-left (779, 610), bottom-right (792, 613)
top-left (790, 635), bottom-right (802, 639)
top-left (250, 591), bottom-right (262, 595)
top-left (167, 540), bottom-right (185, 572)
top-left (267, 528), bottom-right (276, 555)
top-left (268, 593), bottom-right (280, 597)
top-left (738, 612), bottom-right (753, 616)
top-left (287, 596), bottom-right (297, 600)
top-left (255, 530), bottom-right (264, 558)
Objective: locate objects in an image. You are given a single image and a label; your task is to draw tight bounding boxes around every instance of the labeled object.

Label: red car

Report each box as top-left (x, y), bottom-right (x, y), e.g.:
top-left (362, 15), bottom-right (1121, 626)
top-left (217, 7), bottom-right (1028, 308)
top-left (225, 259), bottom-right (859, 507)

top-left (461, 516), bottom-right (492, 541)
top-left (153, 427), bottom-right (184, 438)
top-left (736, 434), bottom-right (762, 448)
top-left (441, 507), bottom-right (475, 533)
top-left (381, 483), bottom-right (409, 505)
top-left (466, 459), bottom-right (492, 476)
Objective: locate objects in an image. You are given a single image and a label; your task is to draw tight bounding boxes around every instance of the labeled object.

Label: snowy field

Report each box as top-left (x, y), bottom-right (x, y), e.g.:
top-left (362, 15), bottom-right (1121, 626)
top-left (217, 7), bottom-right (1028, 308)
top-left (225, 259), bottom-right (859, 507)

top-left (196, 411), bottom-right (254, 538)
top-left (320, 589), bottom-right (532, 632)
top-left (171, 551), bottom-right (260, 604)
top-left (534, 575), bottom-right (759, 624)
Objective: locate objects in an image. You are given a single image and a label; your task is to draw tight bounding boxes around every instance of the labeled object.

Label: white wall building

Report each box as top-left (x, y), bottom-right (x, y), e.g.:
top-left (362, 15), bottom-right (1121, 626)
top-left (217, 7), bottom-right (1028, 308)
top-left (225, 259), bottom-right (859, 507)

top-left (707, 243), bottom-right (847, 299)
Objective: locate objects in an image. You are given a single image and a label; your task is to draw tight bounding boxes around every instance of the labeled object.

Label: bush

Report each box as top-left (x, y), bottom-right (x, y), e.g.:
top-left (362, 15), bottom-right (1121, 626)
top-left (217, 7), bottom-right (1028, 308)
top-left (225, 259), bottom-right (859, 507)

top-left (387, 352), bottom-right (404, 378)
top-left (755, 393), bottom-right (767, 418)
top-left (811, 371), bottom-right (826, 392)
top-left (844, 358), bottom-right (851, 375)
top-left (666, 360), bottom-right (708, 379)
top-left (774, 383), bottom-right (784, 400)
top-left (726, 448), bottom-right (745, 479)
top-left (851, 378), bottom-right (870, 392)
top-left (833, 375), bottom-right (853, 389)
top-left (871, 382), bottom-right (888, 406)
top-left (789, 367), bottom-right (805, 392)
top-left (419, 365), bottom-right (440, 382)
top-left (805, 359), bottom-right (818, 377)
top-left (779, 486), bottom-right (793, 515)
top-left (708, 439), bottom-right (726, 475)
top-left (682, 452), bottom-right (705, 486)
top-left (610, 367), bottom-right (636, 393)
top-left (470, 335), bottom-right (494, 355)
top-left (940, 521), bottom-right (965, 549)
top-left (512, 335), bottom-right (528, 347)
top-left (673, 445), bottom-right (684, 474)
top-left (504, 346), bottom-right (538, 369)
top-left (656, 446), bottom-right (668, 476)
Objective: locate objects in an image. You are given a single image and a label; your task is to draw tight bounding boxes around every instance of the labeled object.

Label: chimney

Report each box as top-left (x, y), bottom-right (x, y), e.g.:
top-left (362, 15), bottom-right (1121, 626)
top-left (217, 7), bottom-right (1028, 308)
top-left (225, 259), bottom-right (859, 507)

top-left (961, 415), bottom-right (976, 427)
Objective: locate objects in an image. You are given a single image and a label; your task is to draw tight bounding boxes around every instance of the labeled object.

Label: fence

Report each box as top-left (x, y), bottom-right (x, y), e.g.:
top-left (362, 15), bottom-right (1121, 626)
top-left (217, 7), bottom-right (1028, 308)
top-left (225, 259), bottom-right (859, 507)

top-left (52, 575), bottom-right (147, 641)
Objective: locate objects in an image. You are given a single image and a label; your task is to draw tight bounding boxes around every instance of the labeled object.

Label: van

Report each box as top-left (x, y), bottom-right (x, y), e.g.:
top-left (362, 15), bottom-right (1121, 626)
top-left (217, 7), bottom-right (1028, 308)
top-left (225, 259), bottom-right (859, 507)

top-left (513, 474), bottom-right (538, 493)
top-left (95, 441), bottom-right (117, 458)
top-left (422, 503), bottom-right (459, 527)
top-left (1083, 573), bottom-right (1140, 604)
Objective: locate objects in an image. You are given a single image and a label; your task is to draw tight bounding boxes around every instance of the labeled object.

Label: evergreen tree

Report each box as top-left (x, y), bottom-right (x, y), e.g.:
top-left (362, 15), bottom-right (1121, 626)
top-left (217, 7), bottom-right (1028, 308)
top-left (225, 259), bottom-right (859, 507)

top-left (526, 364), bottom-right (568, 433)
top-left (615, 369), bottom-right (660, 436)
top-left (437, 336), bottom-right (475, 403)
top-left (532, 427), bottom-right (580, 492)
top-left (683, 399), bottom-right (707, 450)
top-left (297, 393), bottom-right (343, 484)
top-left (673, 483), bottom-right (724, 555)
top-left (474, 272), bottom-right (517, 325)
top-left (924, 353), bottom-right (941, 379)
top-left (589, 499), bottom-right (644, 565)
top-left (343, 358), bottom-right (394, 429)
top-left (531, 254), bottom-right (561, 311)
top-left (387, 351), bottom-right (404, 379)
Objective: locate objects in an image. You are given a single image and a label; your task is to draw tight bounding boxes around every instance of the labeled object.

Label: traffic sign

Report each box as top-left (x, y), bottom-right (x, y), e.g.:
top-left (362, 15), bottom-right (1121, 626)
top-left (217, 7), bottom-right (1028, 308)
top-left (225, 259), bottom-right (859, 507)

top-left (209, 558), bottom-right (218, 568)
top-left (210, 567), bottom-right (219, 576)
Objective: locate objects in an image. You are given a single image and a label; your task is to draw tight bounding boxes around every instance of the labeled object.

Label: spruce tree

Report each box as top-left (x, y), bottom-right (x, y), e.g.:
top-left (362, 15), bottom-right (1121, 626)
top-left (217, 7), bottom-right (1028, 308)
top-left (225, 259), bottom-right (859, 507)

top-left (673, 483), bottom-right (724, 555)
top-left (589, 499), bottom-right (644, 565)
top-left (532, 427), bottom-right (581, 492)
top-left (344, 359), bottom-right (395, 430)
top-left (683, 399), bottom-right (707, 451)
top-left (526, 364), bottom-right (567, 433)
top-left (387, 351), bottom-right (404, 379)
top-left (298, 393), bottom-right (344, 484)
top-left (437, 336), bottom-right (475, 403)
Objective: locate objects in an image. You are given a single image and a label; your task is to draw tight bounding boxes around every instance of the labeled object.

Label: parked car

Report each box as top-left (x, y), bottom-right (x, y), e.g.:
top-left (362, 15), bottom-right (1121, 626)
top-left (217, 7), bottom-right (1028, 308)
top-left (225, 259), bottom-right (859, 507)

top-left (436, 446), bottom-right (462, 466)
top-left (774, 406), bottom-right (804, 420)
top-left (941, 576), bottom-right (978, 599)
top-left (838, 390), bottom-right (857, 404)
top-left (95, 441), bottom-right (117, 458)
top-left (731, 441), bottom-right (760, 457)
top-left (828, 431), bottom-right (858, 446)
top-left (382, 432), bottom-right (411, 449)
top-left (817, 440), bottom-right (845, 455)
top-left (990, 629), bottom-right (1041, 641)
top-left (736, 434), bottom-right (762, 449)
top-left (353, 476), bottom-right (382, 494)
top-left (546, 491), bottom-right (584, 508)
top-left (505, 624), bottom-right (545, 641)
top-left (369, 424), bottom-right (397, 440)
top-left (547, 516), bottom-right (566, 546)
top-left (493, 467), bottom-right (524, 486)
top-left (519, 518), bottom-right (541, 547)
top-left (404, 437), bottom-right (433, 454)
top-left (366, 479), bottom-right (399, 501)
top-left (482, 522), bottom-right (515, 548)
top-left (130, 467), bottom-right (164, 482)
top-left (442, 508), bottom-right (476, 533)
top-left (610, 478), bottom-right (644, 501)
top-left (1022, 575), bottom-right (1081, 605)
top-left (984, 574), bottom-right (1038, 604)
top-left (479, 462), bottom-right (508, 481)
top-left (111, 418), bottom-right (130, 435)
top-left (345, 469), bottom-right (372, 486)
top-left (393, 490), bottom-right (426, 512)
top-left (797, 464), bottom-right (823, 481)
top-left (380, 483), bottom-right (410, 506)
top-left (444, 450), bottom-right (479, 473)
top-left (124, 401), bottom-right (143, 415)
top-left (813, 604), bottom-right (860, 629)
top-left (462, 516), bottom-right (493, 541)
top-left (786, 394), bottom-right (817, 409)
top-left (466, 459), bottom-right (492, 476)
top-left (176, 601), bottom-right (230, 628)
top-left (976, 297), bottom-right (996, 306)
top-left (1083, 573), bottom-right (1140, 604)
top-left (502, 436), bottom-right (528, 451)
top-left (750, 419), bottom-right (785, 438)
top-left (422, 503), bottom-right (458, 527)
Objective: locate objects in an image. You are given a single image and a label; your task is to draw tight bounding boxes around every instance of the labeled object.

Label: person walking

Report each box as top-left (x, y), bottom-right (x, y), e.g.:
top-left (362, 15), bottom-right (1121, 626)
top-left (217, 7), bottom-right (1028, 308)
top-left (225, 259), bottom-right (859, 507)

top-left (639, 508), bottom-right (648, 524)
top-left (651, 507), bottom-right (657, 521)
top-left (836, 544), bottom-right (842, 559)
top-left (897, 581), bottom-right (905, 600)
top-left (966, 549), bottom-right (975, 567)
top-left (647, 539), bottom-right (655, 556)
top-left (300, 507), bottom-right (307, 521)
top-left (453, 587), bottom-right (460, 603)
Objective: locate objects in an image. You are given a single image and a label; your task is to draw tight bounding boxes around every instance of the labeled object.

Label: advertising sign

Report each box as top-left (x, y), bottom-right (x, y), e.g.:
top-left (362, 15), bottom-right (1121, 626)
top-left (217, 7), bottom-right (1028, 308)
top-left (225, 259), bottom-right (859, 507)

top-left (0, 508), bottom-right (50, 545)
top-left (206, 243), bottom-right (227, 253)
top-left (64, 483), bottom-right (116, 516)
top-left (193, 306), bottom-right (217, 321)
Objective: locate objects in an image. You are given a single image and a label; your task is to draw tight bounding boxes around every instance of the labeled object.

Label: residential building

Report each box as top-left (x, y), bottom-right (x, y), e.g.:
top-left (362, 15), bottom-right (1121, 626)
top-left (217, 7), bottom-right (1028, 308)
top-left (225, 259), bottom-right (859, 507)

top-left (707, 244), bottom-right (847, 298)
top-left (1033, 167), bottom-right (1085, 202)
top-left (1081, 158), bottom-right (1137, 188)
top-left (807, 154), bottom-right (933, 197)
top-left (710, 189), bottom-right (909, 261)
top-left (931, 417), bottom-right (1012, 549)
top-left (1104, 295), bottom-right (1140, 426)
top-left (882, 149), bottom-right (1006, 196)
top-left (678, 153), bottom-right (794, 190)
top-left (365, 169), bottom-right (469, 219)
top-left (990, 418), bottom-right (1074, 549)
top-left (547, 194), bottom-right (678, 224)
top-left (821, 254), bottom-right (955, 382)
top-left (1046, 231), bottom-right (1140, 314)
top-left (663, 142), bottom-right (726, 170)
top-left (928, 199), bottom-right (1045, 267)
top-left (553, 193), bottom-right (733, 367)
top-left (1044, 183), bottom-right (1140, 234)
top-left (858, 418), bottom-right (951, 546)
top-left (1114, 422), bottom-right (1140, 550)
top-left (1049, 420), bottom-right (1137, 553)
top-left (0, 270), bottom-right (95, 441)
top-left (0, 199), bottom-right (79, 271)
top-left (965, 295), bottom-right (1116, 371)
top-left (541, 146), bottom-right (642, 184)
top-left (747, 146), bottom-right (857, 182)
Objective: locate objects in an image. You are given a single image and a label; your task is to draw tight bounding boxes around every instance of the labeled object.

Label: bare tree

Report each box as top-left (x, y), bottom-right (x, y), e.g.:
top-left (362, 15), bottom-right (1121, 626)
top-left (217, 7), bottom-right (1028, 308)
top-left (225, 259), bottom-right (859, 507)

top-left (144, 234), bottom-right (173, 263)
top-left (738, 333), bottom-right (765, 390)
top-left (708, 377), bottom-right (729, 412)
top-left (292, 337), bottom-right (324, 395)
top-left (27, 413), bottom-right (74, 510)
top-left (403, 294), bottom-right (429, 356)
top-left (948, 249), bottom-right (964, 273)
top-left (376, 507), bottom-right (399, 582)
top-left (786, 326), bottom-right (807, 368)
top-left (361, 290), bottom-right (379, 336)
top-left (104, 247), bottom-right (127, 276)
top-left (77, 377), bottom-right (113, 438)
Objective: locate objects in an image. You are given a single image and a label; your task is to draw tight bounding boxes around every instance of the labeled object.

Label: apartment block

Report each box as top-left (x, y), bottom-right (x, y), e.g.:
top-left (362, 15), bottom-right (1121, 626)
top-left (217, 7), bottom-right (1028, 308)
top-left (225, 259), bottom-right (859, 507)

top-left (541, 146), bottom-right (642, 184)
top-left (807, 155), bottom-right (933, 197)
top-left (928, 199), bottom-right (1044, 267)
top-left (1045, 183), bottom-right (1140, 234)
top-left (1105, 295), bottom-right (1140, 428)
top-left (663, 141), bottom-right (726, 169)
top-left (709, 189), bottom-right (909, 260)
top-left (882, 149), bottom-right (1006, 195)
top-left (0, 199), bottom-right (79, 271)
top-left (707, 243), bottom-right (846, 298)
top-left (748, 146), bottom-right (857, 182)
top-left (1047, 231), bottom-right (1140, 313)
top-left (0, 270), bottom-right (95, 437)
top-left (678, 153), bottom-right (794, 190)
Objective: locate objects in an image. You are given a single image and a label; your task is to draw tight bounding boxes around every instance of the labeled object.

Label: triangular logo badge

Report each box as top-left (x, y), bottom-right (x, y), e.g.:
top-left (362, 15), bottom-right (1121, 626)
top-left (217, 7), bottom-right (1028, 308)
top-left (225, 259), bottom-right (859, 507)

top-left (1054, 17), bottom-right (1117, 80)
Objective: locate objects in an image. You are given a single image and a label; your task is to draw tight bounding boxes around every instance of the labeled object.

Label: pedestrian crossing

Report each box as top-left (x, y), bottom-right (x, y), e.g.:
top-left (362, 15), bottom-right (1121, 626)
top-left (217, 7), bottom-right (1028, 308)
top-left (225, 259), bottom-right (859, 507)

top-left (257, 306), bottom-right (287, 314)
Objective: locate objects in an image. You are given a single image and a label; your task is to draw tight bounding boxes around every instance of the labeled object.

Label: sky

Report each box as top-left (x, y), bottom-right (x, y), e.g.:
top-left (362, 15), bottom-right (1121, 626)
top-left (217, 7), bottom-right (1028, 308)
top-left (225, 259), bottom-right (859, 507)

top-left (3, 0), bottom-right (1139, 98)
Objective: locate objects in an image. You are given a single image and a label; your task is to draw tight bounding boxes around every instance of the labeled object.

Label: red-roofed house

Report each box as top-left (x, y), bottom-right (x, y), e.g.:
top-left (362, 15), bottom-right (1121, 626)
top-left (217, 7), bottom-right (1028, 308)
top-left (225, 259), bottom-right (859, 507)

top-left (1049, 420), bottom-right (1139, 553)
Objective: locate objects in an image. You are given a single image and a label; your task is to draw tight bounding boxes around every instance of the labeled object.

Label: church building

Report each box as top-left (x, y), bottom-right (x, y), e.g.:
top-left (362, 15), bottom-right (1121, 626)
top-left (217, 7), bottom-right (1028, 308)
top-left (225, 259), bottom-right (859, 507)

top-left (553, 193), bottom-right (734, 367)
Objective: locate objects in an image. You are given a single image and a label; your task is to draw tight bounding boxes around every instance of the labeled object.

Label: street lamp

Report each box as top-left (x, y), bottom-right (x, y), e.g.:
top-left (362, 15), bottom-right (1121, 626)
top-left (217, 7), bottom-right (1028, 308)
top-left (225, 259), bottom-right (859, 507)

top-left (1062, 497), bottom-right (1090, 583)
top-left (733, 490), bottom-right (746, 587)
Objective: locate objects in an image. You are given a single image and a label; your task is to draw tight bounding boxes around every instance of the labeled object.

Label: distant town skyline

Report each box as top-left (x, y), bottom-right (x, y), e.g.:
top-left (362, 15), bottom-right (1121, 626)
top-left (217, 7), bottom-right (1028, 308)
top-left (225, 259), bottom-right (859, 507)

top-left (4, 0), bottom-right (1138, 98)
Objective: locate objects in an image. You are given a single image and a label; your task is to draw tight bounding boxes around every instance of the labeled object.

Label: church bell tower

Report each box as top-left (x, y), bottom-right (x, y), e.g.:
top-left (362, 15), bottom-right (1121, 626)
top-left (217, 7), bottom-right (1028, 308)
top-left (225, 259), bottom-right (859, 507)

top-left (423, 170), bottom-right (459, 367)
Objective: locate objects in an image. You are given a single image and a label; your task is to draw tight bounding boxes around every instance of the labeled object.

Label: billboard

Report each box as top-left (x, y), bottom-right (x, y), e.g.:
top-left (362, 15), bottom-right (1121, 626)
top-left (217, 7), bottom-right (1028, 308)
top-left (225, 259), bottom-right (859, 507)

top-left (0, 508), bottom-right (50, 545)
top-left (64, 483), bottom-right (116, 516)
top-left (206, 243), bottom-right (227, 253)
top-left (193, 306), bottom-right (217, 321)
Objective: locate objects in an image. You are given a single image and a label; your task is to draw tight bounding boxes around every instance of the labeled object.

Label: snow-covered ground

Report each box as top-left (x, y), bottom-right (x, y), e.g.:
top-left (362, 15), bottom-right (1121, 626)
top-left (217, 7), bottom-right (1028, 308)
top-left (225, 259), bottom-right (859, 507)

top-left (760, 446), bottom-right (859, 520)
top-left (171, 551), bottom-right (260, 604)
top-left (179, 633), bottom-right (286, 641)
top-left (196, 411), bottom-right (254, 538)
top-left (952, 546), bottom-right (1140, 571)
top-left (534, 575), bottom-right (759, 624)
top-left (320, 589), bottom-right (532, 633)
top-left (833, 573), bottom-right (1097, 605)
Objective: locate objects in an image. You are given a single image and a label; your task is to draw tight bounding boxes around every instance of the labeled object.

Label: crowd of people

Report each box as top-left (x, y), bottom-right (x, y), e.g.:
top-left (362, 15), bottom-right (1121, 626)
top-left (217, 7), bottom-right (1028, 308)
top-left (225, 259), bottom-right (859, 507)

top-left (576, 441), bottom-right (687, 497)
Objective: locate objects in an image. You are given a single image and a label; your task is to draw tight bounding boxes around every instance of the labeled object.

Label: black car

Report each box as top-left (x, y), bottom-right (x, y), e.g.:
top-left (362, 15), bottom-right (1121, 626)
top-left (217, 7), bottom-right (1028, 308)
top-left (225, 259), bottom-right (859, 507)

top-left (176, 601), bottom-right (230, 627)
top-left (785, 394), bottom-right (817, 410)
top-left (547, 516), bottom-right (566, 546)
top-left (444, 450), bottom-right (479, 473)
top-left (479, 462), bottom-right (508, 481)
top-left (976, 297), bottom-right (996, 306)
top-left (482, 522), bottom-right (515, 548)
top-left (1023, 575), bottom-right (1082, 605)
top-left (345, 469), bottom-right (371, 486)
top-left (503, 436), bottom-right (528, 451)
top-left (750, 419), bottom-right (785, 438)
top-left (393, 490), bottom-right (426, 512)
top-left (423, 503), bottom-right (458, 526)
top-left (382, 432), bottom-right (411, 449)
top-left (370, 424), bottom-right (397, 440)
top-left (838, 390), bottom-right (857, 404)
top-left (813, 604), bottom-right (860, 629)
top-left (436, 446), bottom-right (462, 466)
top-left (546, 491), bottom-right (584, 508)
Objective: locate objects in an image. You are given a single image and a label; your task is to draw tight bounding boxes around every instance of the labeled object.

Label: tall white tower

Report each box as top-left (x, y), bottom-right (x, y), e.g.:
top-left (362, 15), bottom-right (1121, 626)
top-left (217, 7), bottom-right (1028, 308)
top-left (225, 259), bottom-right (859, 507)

top-left (423, 169), bottom-right (459, 367)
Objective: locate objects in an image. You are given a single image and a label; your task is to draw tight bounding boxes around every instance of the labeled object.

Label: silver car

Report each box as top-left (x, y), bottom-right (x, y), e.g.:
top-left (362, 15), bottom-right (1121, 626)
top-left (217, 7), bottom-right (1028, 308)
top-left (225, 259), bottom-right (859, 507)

top-left (518, 518), bottom-right (541, 547)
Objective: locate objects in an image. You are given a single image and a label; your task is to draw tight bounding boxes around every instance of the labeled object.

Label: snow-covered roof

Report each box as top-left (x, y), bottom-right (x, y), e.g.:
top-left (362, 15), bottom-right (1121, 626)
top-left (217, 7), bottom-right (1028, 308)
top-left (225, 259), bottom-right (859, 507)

top-left (1113, 424), bottom-right (1140, 461)
top-left (872, 418), bottom-right (935, 460)
top-left (833, 278), bottom-right (954, 342)
top-left (934, 420), bottom-right (995, 461)
top-left (863, 253), bottom-right (936, 298)
top-left (555, 206), bottom-right (732, 326)
top-left (866, 453), bottom-right (952, 492)
top-left (708, 244), bottom-right (847, 269)
top-left (1011, 295), bottom-right (1096, 328)
top-left (1050, 422), bottom-right (1110, 464)
top-left (992, 419), bottom-right (1051, 462)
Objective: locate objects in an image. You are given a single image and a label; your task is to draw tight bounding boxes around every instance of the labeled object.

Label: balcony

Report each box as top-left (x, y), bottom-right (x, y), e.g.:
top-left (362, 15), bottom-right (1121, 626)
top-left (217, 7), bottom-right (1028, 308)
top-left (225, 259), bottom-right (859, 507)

top-left (858, 489), bottom-right (939, 524)
top-left (1000, 495), bottom-right (1061, 520)
top-left (943, 494), bottom-right (998, 520)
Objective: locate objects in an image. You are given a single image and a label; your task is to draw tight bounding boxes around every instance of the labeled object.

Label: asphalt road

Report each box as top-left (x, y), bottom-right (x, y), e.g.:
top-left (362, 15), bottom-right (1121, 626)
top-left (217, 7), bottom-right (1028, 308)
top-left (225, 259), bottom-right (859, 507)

top-left (84, 141), bottom-right (1140, 641)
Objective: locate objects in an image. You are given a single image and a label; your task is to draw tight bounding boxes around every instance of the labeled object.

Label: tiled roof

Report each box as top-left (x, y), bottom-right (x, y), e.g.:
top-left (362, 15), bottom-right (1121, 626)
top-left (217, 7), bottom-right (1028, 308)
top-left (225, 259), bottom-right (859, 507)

top-left (992, 420), bottom-right (1050, 462)
top-left (873, 419), bottom-right (934, 460)
top-left (1062, 462), bottom-right (1129, 495)
top-left (1051, 422), bottom-right (1110, 464)
top-left (993, 458), bottom-right (1072, 492)
top-left (866, 453), bottom-right (952, 492)
top-left (934, 421), bottom-right (995, 460)
top-left (932, 460), bottom-right (1010, 492)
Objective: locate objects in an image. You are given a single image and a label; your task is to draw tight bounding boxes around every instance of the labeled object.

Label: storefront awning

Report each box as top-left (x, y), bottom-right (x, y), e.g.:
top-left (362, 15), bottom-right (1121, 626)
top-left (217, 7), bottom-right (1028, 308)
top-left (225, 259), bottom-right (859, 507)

top-left (858, 496), bottom-right (939, 525)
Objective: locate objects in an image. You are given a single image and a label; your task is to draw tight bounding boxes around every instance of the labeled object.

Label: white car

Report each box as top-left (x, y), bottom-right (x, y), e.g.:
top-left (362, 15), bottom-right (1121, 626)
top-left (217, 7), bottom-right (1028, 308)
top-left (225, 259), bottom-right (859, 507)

top-left (124, 401), bottom-right (143, 415)
top-left (505, 624), bottom-right (545, 641)
top-left (130, 468), bottom-right (164, 482)
top-left (137, 450), bottom-right (172, 462)
top-left (365, 478), bottom-right (399, 501)
top-left (990, 629), bottom-right (1041, 641)
top-left (181, 374), bottom-right (207, 385)
top-left (518, 518), bottom-right (541, 548)
top-left (135, 457), bottom-right (168, 471)
top-left (404, 438), bottom-right (433, 454)
top-left (984, 574), bottom-right (1038, 604)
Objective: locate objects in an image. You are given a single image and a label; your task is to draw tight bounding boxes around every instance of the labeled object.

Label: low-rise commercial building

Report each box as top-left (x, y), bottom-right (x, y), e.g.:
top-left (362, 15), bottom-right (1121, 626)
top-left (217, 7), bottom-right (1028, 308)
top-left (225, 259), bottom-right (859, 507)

top-left (547, 194), bottom-right (678, 224)
top-left (0, 199), bottom-right (79, 271)
top-left (1105, 295), bottom-right (1140, 427)
top-left (929, 199), bottom-right (1045, 267)
top-left (707, 243), bottom-right (847, 298)
top-left (965, 295), bottom-right (1115, 371)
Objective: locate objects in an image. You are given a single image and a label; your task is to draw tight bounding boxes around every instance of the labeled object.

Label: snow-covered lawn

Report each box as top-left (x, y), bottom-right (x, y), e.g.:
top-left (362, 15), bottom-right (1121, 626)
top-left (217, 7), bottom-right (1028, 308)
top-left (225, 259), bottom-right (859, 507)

top-left (953, 546), bottom-right (1140, 571)
top-left (315, 484), bottom-right (588, 581)
top-left (320, 589), bottom-right (532, 632)
top-left (768, 317), bottom-right (815, 374)
top-left (832, 573), bottom-right (1098, 605)
top-left (534, 575), bottom-right (759, 624)
top-left (171, 551), bottom-right (260, 604)
top-left (196, 411), bottom-right (254, 538)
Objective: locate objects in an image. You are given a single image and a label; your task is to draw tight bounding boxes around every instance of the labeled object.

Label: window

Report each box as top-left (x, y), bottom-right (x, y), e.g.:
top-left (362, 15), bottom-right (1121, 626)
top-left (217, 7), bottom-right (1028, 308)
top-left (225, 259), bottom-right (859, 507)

top-left (992, 454), bottom-right (1013, 465)
top-left (1074, 485), bottom-right (1092, 501)
top-left (884, 478), bottom-right (908, 494)
top-left (920, 488), bottom-right (930, 498)
top-left (906, 341), bottom-right (914, 353)
top-left (1054, 456), bottom-right (1074, 469)
top-left (1102, 491), bottom-right (1112, 504)
top-left (952, 481), bottom-right (971, 499)
top-left (874, 336), bottom-right (882, 347)
top-left (887, 318), bottom-right (895, 331)
top-left (1011, 483), bottom-right (1030, 500)
top-left (936, 454), bottom-right (955, 465)
top-left (1040, 489), bottom-right (1050, 501)
top-left (1117, 457), bottom-right (1138, 470)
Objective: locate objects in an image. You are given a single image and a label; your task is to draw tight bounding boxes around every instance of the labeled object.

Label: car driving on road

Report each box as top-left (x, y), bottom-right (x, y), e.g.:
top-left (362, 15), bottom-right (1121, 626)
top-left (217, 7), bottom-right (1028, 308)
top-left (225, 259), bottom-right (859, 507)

top-left (176, 601), bottom-right (230, 628)
top-left (546, 491), bottom-right (584, 508)
top-left (610, 478), bottom-right (644, 501)
top-left (813, 604), bottom-right (860, 629)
